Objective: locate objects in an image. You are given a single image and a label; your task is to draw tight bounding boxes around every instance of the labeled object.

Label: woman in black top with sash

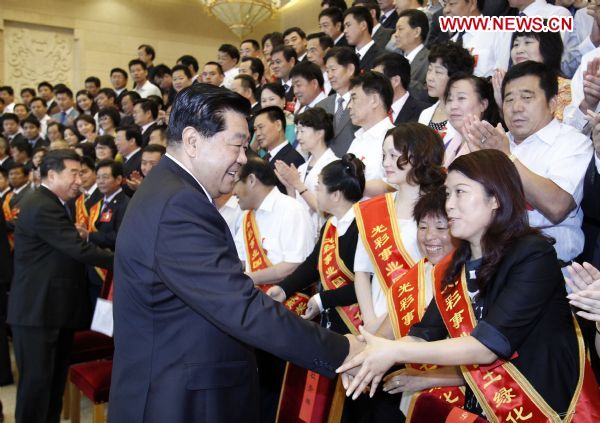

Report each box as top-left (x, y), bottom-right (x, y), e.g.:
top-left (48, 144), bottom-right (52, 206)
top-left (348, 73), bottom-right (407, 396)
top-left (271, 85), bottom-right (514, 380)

top-left (338, 150), bottom-right (600, 422)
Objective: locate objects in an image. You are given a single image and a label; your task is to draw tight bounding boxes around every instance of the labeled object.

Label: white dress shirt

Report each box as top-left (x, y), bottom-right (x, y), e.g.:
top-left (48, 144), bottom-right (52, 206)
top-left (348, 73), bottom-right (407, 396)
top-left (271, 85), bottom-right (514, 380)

top-left (219, 195), bottom-right (243, 238)
top-left (450, 22), bottom-right (501, 77)
top-left (355, 40), bottom-right (376, 60)
top-left (296, 148), bottom-right (338, 235)
top-left (353, 193), bottom-right (422, 317)
top-left (563, 46), bottom-right (600, 133)
top-left (509, 119), bottom-right (592, 261)
top-left (347, 117), bottom-right (395, 181)
top-left (404, 44), bottom-right (424, 64)
top-left (391, 92), bottom-right (410, 123)
top-left (235, 187), bottom-right (315, 264)
top-left (134, 80), bottom-right (162, 98)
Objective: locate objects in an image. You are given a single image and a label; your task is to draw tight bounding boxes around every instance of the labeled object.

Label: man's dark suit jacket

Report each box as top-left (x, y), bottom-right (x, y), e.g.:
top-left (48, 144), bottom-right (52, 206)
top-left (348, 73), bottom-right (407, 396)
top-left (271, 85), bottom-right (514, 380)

top-left (122, 149), bottom-right (142, 197)
top-left (394, 94), bottom-right (429, 125)
top-left (373, 27), bottom-right (394, 51)
top-left (581, 157), bottom-right (600, 266)
top-left (380, 10), bottom-right (399, 30)
top-left (6, 133), bottom-right (26, 146)
top-left (89, 190), bottom-right (129, 250)
top-left (316, 94), bottom-right (357, 157)
top-left (268, 143), bottom-right (305, 193)
top-left (141, 122), bottom-right (158, 147)
top-left (334, 36), bottom-right (348, 47)
top-left (7, 186), bottom-right (113, 329)
top-left (359, 43), bottom-right (383, 73)
top-left (409, 47), bottom-right (432, 103)
top-left (28, 137), bottom-right (50, 151)
top-left (6, 184), bottom-right (35, 231)
top-left (108, 157), bottom-right (348, 422)
top-left (0, 157), bottom-right (14, 172)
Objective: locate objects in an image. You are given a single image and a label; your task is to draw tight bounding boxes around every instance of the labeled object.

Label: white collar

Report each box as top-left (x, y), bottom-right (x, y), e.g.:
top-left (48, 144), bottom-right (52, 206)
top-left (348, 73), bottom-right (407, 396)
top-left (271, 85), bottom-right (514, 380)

top-left (357, 115), bottom-right (393, 135)
top-left (165, 153), bottom-right (213, 201)
top-left (1, 187), bottom-right (11, 197)
top-left (371, 23), bottom-right (382, 36)
top-left (84, 183), bottom-right (98, 197)
top-left (335, 91), bottom-right (352, 110)
top-left (523, 0), bottom-right (547, 15)
top-left (103, 188), bottom-right (123, 204)
top-left (0, 156), bottom-right (9, 165)
top-left (256, 187), bottom-right (280, 212)
top-left (381, 9), bottom-right (395, 18)
top-left (404, 44), bottom-right (425, 63)
top-left (12, 182), bottom-right (30, 196)
top-left (298, 52), bottom-right (307, 62)
top-left (330, 206), bottom-right (355, 236)
top-left (356, 40), bottom-right (375, 59)
top-left (141, 121), bottom-right (156, 132)
top-left (334, 33), bottom-right (345, 44)
top-left (391, 92), bottom-right (410, 120)
top-left (508, 118), bottom-right (557, 147)
top-left (267, 140), bottom-right (288, 158)
top-left (41, 183), bottom-right (64, 205)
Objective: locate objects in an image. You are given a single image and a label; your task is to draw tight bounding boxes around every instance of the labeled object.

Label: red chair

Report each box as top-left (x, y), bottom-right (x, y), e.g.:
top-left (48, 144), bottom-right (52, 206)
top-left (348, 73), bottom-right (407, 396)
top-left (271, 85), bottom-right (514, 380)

top-left (69, 359), bottom-right (113, 423)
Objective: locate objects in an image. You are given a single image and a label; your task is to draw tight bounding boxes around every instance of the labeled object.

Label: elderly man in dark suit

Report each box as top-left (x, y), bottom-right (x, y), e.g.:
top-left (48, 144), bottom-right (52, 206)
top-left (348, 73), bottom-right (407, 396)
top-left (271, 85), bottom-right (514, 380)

top-left (7, 149), bottom-right (113, 423)
top-left (108, 84), bottom-right (363, 423)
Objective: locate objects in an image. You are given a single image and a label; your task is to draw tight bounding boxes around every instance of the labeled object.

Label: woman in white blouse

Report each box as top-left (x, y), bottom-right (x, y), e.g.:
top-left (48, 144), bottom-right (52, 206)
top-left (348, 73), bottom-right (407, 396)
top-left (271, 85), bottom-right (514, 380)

top-left (274, 108), bottom-right (338, 234)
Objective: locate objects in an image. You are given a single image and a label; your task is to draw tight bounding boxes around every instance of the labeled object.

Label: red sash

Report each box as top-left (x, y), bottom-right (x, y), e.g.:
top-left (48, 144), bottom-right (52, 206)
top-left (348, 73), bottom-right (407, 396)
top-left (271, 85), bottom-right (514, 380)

top-left (433, 253), bottom-right (600, 423)
top-left (74, 193), bottom-right (89, 227)
top-left (354, 193), bottom-right (416, 296)
top-left (242, 210), bottom-right (309, 316)
top-left (2, 192), bottom-right (15, 251)
top-left (277, 219), bottom-right (360, 423)
top-left (387, 259), bottom-right (465, 418)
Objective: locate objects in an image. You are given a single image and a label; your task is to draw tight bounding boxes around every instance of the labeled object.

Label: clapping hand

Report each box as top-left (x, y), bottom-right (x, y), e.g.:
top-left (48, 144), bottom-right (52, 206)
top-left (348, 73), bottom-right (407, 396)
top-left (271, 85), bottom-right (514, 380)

top-left (75, 223), bottom-right (89, 241)
top-left (302, 296), bottom-right (320, 321)
top-left (337, 326), bottom-right (399, 400)
top-left (566, 262), bottom-right (600, 322)
top-left (491, 69), bottom-right (506, 111)
top-left (126, 171), bottom-right (144, 191)
top-left (274, 160), bottom-right (302, 191)
top-left (463, 114), bottom-right (511, 155)
top-left (581, 58), bottom-right (600, 114)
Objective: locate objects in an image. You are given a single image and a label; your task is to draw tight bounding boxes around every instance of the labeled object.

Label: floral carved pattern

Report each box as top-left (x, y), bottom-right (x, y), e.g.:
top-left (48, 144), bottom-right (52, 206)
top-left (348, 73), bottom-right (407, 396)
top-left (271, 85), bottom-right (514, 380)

top-left (5, 22), bottom-right (73, 89)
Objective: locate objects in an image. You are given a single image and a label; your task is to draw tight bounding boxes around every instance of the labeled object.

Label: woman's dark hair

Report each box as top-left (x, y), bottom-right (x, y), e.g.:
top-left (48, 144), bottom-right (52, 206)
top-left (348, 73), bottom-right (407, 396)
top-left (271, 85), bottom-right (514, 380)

top-left (428, 41), bottom-right (475, 76)
top-left (385, 123), bottom-right (445, 194)
top-left (98, 107), bottom-right (121, 128)
top-left (320, 153), bottom-right (365, 203)
top-left (95, 135), bottom-right (117, 158)
top-left (260, 82), bottom-right (286, 100)
top-left (75, 90), bottom-right (98, 115)
top-left (413, 185), bottom-right (448, 223)
top-left (238, 156), bottom-right (279, 187)
top-left (74, 114), bottom-right (97, 133)
top-left (510, 27), bottom-right (563, 76)
top-left (294, 108), bottom-right (334, 146)
top-left (74, 142), bottom-right (96, 161)
top-left (443, 73), bottom-right (502, 127)
top-left (261, 32), bottom-right (284, 50)
top-left (65, 125), bottom-right (85, 142)
top-left (443, 150), bottom-right (542, 294)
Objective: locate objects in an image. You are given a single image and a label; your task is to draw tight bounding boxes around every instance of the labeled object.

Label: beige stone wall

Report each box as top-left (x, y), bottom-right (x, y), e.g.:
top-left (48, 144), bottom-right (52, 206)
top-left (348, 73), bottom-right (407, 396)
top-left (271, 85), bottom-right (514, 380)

top-left (0, 0), bottom-right (324, 93)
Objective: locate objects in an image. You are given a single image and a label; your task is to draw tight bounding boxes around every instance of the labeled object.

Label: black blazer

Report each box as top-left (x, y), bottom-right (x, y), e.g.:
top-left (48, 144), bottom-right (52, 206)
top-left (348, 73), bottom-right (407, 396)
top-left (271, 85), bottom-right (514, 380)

top-left (334, 36), bottom-right (349, 47)
top-left (0, 212), bottom-right (11, 286)
top-left (122, 149), bottom-right (142, 197)
top-left (7, 186), bottom-right (113, 329)
top-left (359, 43), bottom-right (383, 73)
top-left (268, 143), bottom-right (305, 193)
top-left (0, 157), bottom-right (14, 172)
top-left (280, 219), bottom-right (359, 335)
top-left (380, 10), bottom-right (399, 30)
top-left (581, 157), bottom-right (600, 265)
top-left (29, 137), bottom-right (49, 151)
top-left (394, 94), bottom-right (429, 125)
top-left (410, 235), bottom-right (579, 415)
top-left (88, 190), bottom-right (130, 250)
top-left (108, 157), bottom-right (348, 422)
top-left (141, 122), bottom-right (158, 147)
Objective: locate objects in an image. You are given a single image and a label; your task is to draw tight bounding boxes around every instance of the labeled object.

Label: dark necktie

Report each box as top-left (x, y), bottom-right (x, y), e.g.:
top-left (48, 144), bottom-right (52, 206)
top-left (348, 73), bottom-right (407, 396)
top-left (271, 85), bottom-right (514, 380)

top-left (455, 31), bottom-right (465, 47)
top-left (60, 111), bottom-right (67, 124)
top-left (334, 96), bottom-right (345, 127)
top-left (64, 203), bottom-right (73, 222)
top-left (263, 152), bottom-right (271, 162)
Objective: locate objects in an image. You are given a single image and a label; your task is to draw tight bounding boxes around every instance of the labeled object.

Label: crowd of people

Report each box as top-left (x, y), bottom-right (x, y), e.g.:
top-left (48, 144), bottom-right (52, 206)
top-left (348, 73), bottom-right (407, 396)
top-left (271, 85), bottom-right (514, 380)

top-left (2, 0), bottom-right (600, 421)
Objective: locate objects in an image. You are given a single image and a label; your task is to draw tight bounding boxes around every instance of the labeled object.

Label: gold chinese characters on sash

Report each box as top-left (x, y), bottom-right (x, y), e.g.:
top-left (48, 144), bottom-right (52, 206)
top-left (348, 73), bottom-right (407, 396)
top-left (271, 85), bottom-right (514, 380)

top-left (318, 220), bottom-right (362, 335)
top-left (433, 253), bottom-right (600, 423)
top-left (387, 259), bottom-right (465, 418)
top-left (243, 210), bottom-right (308, 316)
top-left (354, 193), bottom-right (416, 296)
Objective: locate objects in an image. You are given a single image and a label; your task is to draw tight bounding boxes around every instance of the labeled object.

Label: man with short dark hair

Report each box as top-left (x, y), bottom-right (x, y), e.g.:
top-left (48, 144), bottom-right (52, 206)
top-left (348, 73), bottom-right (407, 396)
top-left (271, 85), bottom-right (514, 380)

top-left (95, 88), bottom-right (118, 111)
top-left (284, 27), bottom-right (308, 62)
top-left (51, 87), bottom-right (79, 126)
top-left (271, 45), bottom-right (298, 103)
top-left (239, 57), bottom-right (265, 88)
top-left (0, 86), bottom-right (15, 113)
top-left (0, 137), bottom-right (13, 172)
top-left (343, 6), bottom-right (382, 71)
top-left (21, 115), bottom-right (49, 151)
top-left (9, 141), bottom-right (32, 168)
top-left (317, 47), bottom-right (360, 156)
top-left (115, 126), bottom-right (143, 190)
top-left (347, 70), bottom-right (395, 180)
top-left (319, 7), bottom-right (348, 47)
top-left (29, 97), bottom-right (51, 135)
top-left (378, 0), bottom-right (398, 29)
top-left (152, 64), bottom-right (175, 105)
top-left (240, 39), bottom-right (262, 58)
top-left (37, 81), bottom-right (58, 115)
top-left (110, 67), bottom-right (129, 103)
top-left (2, 113), bottom-right (25, 144)
top-left (84, 76), bottom-right (102, 97)
top-left (4, 163), bottom-right (34, 232)
top-left (290, 61), bottom-right (327, 114)
top-left (373, 52), bottom-right (428, 124)
top-left (218, 44), bottom-right (241, 89)
top-left (108, 84), bottom-right (358, 422)
top-left (176, 54), bottom-right (200, 83)
top-left (8, 150), bottom-right (113, 423)
top-left (119, 91), bottom-right (141, 127)
top-left (129, 59), bottom-right (161, 98)
top-left (201, 61), bottom-right (225, 87)
top-left (254, 106), bottom-right (305, 193)
top-left (306, 32), bottom-right (334, 95)
top-left (20, 88), bottom-right (36, 108)
top-left (353, 0), bottom-right (394, 50)
top-left (395, 9), bottom-right (430, 101)
top-left (138, 44), bottom-right (156, 79)
top-left (133, 98), bottom-right (159, 146)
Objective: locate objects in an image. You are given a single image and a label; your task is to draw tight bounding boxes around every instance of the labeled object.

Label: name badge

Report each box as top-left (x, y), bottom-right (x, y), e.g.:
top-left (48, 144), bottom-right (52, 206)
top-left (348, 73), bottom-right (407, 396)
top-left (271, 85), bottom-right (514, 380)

top-left (100, 209), bottom-right (112, 223)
